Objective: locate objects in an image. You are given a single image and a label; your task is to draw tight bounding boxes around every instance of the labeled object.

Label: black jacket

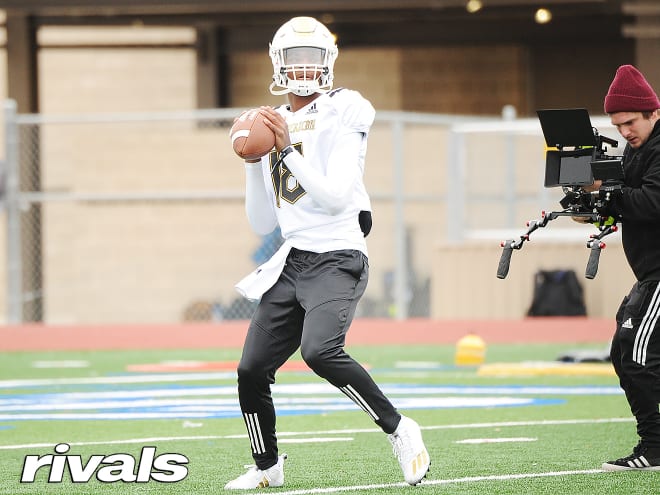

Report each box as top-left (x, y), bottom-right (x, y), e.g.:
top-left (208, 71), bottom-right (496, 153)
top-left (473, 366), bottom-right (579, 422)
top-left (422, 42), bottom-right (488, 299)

top-left (610, 120), bottom-right (660, 282)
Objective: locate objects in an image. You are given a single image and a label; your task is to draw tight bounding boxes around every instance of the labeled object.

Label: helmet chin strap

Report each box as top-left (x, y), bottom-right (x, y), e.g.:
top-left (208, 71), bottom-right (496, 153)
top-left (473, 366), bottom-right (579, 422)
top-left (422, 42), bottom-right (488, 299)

top-left (269, 81), bottom-right (290, 96)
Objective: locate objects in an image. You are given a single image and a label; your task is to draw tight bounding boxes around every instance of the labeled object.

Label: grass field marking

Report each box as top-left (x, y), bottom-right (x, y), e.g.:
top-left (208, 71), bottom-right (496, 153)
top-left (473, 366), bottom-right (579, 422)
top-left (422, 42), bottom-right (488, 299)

top-left (31, 360), bottom-right (90, 369)
top-left (0, 416), bottom-right (633, 451)
top-left (455, 437), bottom-right (537, 444)
top-left (279, 437), bottom-right (354, 444)
top-left (422, 416), bottom-right (634, 431)
top-left (254, 469), bottom-right (605, 495)
top-left (0, 372), bottom-right (236, 388)
top-left (0, 374), bottom-right (624, 394)
top-left (0, 435), bottom-right (227, 451)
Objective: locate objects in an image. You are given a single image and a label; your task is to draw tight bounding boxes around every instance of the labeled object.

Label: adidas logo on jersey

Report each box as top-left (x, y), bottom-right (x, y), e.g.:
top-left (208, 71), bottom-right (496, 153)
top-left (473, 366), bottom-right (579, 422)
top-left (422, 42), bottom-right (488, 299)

top-left (622, 318), bottom-right (634, 329)
top-left (305, 103), bottom-right (318, 115)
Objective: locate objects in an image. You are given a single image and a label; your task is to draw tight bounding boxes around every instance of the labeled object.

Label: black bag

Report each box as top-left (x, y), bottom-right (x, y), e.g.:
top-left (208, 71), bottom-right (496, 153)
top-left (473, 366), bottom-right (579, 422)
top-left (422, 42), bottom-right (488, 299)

top-left (527, 269), bottom-right (587, 316)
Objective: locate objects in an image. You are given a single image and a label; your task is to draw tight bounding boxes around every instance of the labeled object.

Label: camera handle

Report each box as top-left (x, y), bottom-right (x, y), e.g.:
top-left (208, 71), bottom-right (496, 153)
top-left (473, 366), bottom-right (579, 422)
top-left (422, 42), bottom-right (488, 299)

top-left (497, 210), bottom-right (554, 279)
top-left (585, 222), bottom-right (618, 279)
top-left (497, 210), bottom-right (617, 280)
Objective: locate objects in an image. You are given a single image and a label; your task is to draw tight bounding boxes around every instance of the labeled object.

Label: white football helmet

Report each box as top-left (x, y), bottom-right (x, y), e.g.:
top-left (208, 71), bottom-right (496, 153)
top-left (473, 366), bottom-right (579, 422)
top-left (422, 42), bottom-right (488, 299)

top-left (269, 16), bottom-right (338, 97)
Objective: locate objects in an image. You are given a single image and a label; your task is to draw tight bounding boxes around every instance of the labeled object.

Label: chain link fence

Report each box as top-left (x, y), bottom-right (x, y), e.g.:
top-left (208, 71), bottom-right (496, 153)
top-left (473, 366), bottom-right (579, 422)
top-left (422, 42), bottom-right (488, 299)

top-left (2, 102), bottom-right (622, 323)
top-left (2, 102), bottom-right (477, 324)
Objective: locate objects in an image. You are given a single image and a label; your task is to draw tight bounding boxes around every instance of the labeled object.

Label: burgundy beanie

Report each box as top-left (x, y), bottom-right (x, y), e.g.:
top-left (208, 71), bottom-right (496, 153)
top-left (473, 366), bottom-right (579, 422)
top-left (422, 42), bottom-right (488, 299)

top-left (604, 64), bottom-right (660, 113)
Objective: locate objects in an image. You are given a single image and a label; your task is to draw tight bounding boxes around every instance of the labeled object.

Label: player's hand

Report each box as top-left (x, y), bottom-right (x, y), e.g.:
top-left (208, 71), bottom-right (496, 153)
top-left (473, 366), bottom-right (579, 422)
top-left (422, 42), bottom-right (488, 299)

top-left (581, 179), bottom-right (603, 193)
top-left (571, 216), bottom-right (591, 224)
top-left (259, 106), bottom-right (291, 152)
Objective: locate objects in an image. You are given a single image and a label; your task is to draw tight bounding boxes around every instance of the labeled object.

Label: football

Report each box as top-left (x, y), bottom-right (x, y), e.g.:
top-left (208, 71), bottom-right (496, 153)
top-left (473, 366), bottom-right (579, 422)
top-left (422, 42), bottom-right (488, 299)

top-left (230, 108), bottom-right (276, 161)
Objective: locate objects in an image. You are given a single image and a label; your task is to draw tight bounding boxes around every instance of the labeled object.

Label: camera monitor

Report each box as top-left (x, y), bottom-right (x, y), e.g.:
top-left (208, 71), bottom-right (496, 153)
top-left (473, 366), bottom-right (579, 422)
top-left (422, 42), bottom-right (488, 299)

top-left (537, 108), bottom-right (597, 148)
top-left (537, 108), bottom-right (598, 187)
top-left (592, 159), bottom-right (624, 182)
top-left (544, 149), bottom-right (594, 187)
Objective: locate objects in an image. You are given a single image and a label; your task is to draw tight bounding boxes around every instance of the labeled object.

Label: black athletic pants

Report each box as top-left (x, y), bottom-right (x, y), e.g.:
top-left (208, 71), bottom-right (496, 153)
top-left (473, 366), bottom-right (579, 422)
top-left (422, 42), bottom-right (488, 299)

top-left (236, 248), bottom-right (401, 469)
top-left (611, 280), bottom-right (660, 447)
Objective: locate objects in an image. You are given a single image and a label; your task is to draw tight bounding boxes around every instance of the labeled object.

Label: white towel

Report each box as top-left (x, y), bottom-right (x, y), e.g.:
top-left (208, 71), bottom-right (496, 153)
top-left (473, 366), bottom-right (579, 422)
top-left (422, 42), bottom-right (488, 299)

top-left (235, 241), bottom-right (292, 301)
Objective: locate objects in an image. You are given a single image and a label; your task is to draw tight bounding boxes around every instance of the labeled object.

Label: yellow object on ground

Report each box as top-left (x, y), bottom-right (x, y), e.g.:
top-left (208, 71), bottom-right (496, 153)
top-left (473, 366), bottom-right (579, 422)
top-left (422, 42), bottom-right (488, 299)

top-left (478, 361), bottom-right (615, 376)
top-left (455, 334), bottom-right (486, 366)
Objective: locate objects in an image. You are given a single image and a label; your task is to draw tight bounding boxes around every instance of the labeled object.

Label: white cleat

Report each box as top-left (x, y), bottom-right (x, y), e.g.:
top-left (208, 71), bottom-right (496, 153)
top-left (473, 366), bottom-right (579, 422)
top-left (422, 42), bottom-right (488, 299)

top-left (388, 416), bottom-right (431, 485)
top-left (224, 454), bottom-right (287, 490)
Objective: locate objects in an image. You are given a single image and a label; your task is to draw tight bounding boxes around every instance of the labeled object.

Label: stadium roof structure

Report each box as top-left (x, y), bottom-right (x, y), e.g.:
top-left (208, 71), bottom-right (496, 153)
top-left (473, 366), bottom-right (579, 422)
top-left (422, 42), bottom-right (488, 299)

top-left (0, 1), bottom-right (643, 50)
top-left (1, 0), bottom-right (658, 113)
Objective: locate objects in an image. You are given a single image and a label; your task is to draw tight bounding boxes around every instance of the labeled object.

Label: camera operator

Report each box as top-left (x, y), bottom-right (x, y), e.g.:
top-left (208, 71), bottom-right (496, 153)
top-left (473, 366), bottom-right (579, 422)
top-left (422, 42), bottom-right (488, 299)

top-left (585, 65), bottom-right (660, 471)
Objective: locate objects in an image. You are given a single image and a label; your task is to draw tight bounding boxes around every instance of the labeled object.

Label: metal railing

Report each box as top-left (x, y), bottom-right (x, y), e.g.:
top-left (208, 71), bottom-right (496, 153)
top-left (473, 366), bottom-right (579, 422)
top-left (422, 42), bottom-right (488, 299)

top-left (2, 100), bottom-right (621, 323)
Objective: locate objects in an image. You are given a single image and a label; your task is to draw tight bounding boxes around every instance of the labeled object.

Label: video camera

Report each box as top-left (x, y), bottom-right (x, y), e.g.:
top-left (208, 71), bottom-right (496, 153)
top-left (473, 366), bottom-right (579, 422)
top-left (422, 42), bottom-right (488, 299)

top-left (497, 108), bottom-right (624, 280)
top-left (539, 108), bottom-right (623, 210)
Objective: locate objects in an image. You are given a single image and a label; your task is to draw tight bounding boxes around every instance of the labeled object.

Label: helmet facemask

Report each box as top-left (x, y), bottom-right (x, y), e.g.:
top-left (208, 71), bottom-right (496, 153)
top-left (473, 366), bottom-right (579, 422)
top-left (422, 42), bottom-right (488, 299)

top-left (269, 17), bottom-right (338, 97)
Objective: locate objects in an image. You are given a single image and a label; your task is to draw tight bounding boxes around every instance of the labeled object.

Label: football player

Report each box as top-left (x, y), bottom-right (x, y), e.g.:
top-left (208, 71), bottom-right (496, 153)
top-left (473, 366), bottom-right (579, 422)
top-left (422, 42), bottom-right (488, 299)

top-left (225, 16), bottom-right (431, 490)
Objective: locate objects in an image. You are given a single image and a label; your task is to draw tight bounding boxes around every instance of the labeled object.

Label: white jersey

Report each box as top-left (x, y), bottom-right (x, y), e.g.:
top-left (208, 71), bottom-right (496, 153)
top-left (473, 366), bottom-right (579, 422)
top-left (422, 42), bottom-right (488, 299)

top-left (258, 88), bottom-right (374, 255)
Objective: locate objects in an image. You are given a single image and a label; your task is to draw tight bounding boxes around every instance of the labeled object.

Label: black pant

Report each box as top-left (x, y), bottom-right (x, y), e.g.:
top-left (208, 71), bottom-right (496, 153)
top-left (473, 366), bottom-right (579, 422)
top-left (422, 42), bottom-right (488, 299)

top-left (611, 280), bottom-right (660, 447)
top-left (236, 248), bottom-right (401, 469)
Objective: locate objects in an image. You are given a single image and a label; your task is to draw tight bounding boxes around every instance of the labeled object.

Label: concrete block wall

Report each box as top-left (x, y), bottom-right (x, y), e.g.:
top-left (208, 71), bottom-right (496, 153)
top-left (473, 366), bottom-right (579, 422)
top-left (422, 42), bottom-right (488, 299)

top-left (431, 240), bottom-right (636, 319)
top-left (0, 26), bottom-right (631, 322)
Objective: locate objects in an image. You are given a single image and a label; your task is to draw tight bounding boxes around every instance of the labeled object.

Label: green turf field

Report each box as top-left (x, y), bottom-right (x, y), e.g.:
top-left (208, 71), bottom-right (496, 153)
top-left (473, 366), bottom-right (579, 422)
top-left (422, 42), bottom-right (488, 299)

top-left (1, 342), bottom-right (658, 494)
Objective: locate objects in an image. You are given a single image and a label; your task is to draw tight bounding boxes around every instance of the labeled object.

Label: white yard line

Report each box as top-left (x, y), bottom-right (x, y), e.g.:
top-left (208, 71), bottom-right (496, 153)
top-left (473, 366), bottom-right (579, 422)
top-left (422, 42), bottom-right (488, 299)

top-left (263, 469), bottom-right (605, 495)
top-left (0, 375), bottom-right (623, 396)
top-left (0, 372), bottom-right (236, 388)
top-left (455, 437), bottom-right (537, 444)
top-left (423, 417), bottom-right (634, 430)
top-left (279, 437), bottom-right (354, 444)
top-left (0, 417), bottom-right (633, 450)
